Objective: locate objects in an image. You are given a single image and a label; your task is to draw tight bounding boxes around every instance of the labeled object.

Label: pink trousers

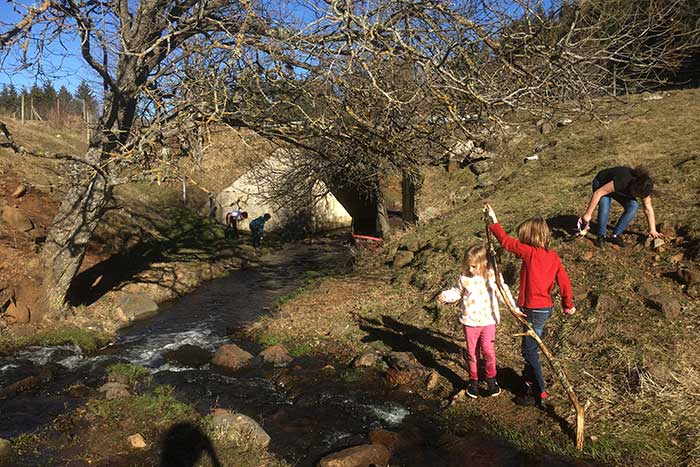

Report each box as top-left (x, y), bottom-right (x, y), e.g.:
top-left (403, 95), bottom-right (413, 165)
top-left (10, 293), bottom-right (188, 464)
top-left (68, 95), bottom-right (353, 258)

top-left (463, 324), bottom-right (497, 380)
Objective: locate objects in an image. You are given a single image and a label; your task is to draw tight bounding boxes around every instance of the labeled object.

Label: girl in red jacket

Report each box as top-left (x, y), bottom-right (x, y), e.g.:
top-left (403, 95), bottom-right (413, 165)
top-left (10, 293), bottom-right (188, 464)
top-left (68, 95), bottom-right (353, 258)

top-left (484, 203), bottom-right (575, 408)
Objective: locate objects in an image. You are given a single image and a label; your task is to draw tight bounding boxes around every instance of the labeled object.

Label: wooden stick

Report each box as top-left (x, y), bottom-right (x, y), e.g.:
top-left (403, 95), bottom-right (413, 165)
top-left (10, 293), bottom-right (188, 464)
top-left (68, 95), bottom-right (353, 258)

top-left (484, 213), bottom-right (586, 450)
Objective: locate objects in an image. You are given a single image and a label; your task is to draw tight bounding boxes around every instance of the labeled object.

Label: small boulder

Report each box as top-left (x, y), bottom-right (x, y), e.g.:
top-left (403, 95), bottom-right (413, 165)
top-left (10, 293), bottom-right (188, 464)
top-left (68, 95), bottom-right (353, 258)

top-left (259, 344), bottom-right (293, 367)
top-left (468, 159), bottom-right (494, 176)
top-left (425, 370), bottom-right (440, 390)
top-left (98, 382), bottom-right (131, 399)
top-left (11, 184), bottom-right (27, 198)
top-left (3, 301), bottom-right (30, 324)
top-left (352, 351), bottom-right (380, 368)
top-left (653, 238), bottom-right (665, 250)
top-left (685, 285), bottom-right (700, 299)
top-left (537, 120), bottom-right (554, 135)
top-left (210, 409), bottom-right (270, 448)
top-left (399, 237), bottom-right (421, 253)
top-left (385, 352), bottom-right (421, 371)
top-left (678, 268), bottom-right (700, 286)
top-left (163, 344), bottom-right (212, 368)
top-left (594, 293), bottom-right (619, 314)
top-left (392, 251), bottom-right (414, 269)
top-left (114, 292), bottom-right (158, 323)
top-left (318, 444), bottom-right (391, 467)
top-left (107, 372), bottom-right (131, 385)
top-left (0, 438), bottom-right (12, 462)
top-left (1, 206), bottom-right (34, 232)
top-left (128, 433), bottom-right (147, 449)
top-left (636, 282), bottom-right (661, 301)
top-left (368, 429), bottom-right (401, 453)
top-left (212, 344), bottom-right (253, 371)
top-left (648, 295), bottom-right (682, 321)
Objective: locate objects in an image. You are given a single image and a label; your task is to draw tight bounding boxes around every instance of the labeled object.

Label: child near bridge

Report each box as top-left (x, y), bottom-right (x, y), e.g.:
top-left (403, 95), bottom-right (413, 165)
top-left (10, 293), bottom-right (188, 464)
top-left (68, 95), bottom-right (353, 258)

top-left (484, 203), bottom-right (575, 408)
top-left (437, 244), bottom-right (517, 399)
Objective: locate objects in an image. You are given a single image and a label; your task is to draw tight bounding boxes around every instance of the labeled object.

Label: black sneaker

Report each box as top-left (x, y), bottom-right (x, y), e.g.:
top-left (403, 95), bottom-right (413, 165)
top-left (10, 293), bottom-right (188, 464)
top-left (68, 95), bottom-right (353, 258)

top-left (466, 380), bottom-right (479, 399)
top-left (594, 236), bottom-right (606, 248)
top-left (485, 377), bottom-right (501, 397)
top-left (537, 391), bottom-right (553, 409)
top-left (607, 235), bottom-right (627, 247)
top-left (514, 394), bottom-right (536, 406)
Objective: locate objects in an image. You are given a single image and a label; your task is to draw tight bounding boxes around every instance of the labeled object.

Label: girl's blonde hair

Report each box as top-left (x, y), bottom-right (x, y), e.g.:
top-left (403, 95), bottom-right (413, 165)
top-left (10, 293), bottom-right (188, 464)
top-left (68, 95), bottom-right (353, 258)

top-left (461, 244), bottom-right (490, 278)
top-left (517, 217), bottom-right (551, 249)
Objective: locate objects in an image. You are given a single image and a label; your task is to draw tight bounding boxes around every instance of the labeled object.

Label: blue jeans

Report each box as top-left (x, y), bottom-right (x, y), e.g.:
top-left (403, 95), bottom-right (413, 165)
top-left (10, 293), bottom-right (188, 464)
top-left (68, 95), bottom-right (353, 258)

top-left (521, 307), bottom-right (552, 395)
top-left (592, 178), bottom-right (639, 237)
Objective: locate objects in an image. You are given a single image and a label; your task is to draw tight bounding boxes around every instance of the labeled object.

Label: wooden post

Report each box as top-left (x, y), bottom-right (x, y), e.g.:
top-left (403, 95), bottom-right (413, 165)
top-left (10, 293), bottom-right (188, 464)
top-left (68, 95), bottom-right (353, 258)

top-left (21, 93), bottom-right (25, 124)
top-left (484, 213), bottom-right (587, 450)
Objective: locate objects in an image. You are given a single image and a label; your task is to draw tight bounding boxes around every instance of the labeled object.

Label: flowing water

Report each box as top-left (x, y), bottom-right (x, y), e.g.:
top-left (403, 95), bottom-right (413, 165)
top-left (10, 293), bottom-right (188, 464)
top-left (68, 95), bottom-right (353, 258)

top-left (0, 242), bottom-right (593, 466)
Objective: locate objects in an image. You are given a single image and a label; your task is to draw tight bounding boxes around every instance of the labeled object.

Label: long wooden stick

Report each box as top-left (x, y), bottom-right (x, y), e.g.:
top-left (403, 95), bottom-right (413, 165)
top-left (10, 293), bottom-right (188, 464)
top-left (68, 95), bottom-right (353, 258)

top-left (484, 214), bottom-right (586, 450)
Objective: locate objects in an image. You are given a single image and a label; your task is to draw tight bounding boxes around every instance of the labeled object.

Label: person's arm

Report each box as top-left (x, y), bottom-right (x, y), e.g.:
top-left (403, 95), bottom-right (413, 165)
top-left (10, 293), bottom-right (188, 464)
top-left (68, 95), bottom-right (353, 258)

top-left (437, 276), bottom-right (467, 304)
top-left (484, 203), bottom-right (532, 258)
top-left (555, 259), bottom-right (575, 312)
top-left (580, 180), bottom-right (615, 226)
top-left (642, 196), bottom-right (662, 238)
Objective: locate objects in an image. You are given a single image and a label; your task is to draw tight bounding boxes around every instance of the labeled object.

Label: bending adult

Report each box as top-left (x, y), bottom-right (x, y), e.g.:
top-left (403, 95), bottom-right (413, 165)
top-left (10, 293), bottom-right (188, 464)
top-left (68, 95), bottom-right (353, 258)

top-left (579, 166), bottom-right (662, 248)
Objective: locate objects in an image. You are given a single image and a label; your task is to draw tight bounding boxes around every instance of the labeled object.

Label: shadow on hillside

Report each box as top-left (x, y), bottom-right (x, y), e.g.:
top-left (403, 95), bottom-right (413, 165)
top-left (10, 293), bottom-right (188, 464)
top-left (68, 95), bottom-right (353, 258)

top-left (67, 208), bottom-right (243, 306)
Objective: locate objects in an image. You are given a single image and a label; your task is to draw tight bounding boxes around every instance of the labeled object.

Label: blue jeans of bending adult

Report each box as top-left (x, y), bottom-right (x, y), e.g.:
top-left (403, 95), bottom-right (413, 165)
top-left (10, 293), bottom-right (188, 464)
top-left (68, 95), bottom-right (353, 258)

top-left (592, 178), bottom-right (639, 238)
top-left (521, 307), bottom-right (552, 395)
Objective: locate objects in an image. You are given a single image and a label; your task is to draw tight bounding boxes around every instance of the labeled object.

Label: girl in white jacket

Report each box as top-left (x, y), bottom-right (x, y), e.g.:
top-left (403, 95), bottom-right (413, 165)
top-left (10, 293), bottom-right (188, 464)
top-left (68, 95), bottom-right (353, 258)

top-left (438, 244), bottom-right (516, 398)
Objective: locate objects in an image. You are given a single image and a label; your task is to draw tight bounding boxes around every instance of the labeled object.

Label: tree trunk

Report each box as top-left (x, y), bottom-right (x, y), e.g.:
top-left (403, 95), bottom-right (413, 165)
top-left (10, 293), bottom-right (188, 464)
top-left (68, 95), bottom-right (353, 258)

top-left (401, 172), bottom-right (417, 225)
top-left (376, 188), bottom-right (391, 236)
top-left (41, 163), bottom-right (112, 312)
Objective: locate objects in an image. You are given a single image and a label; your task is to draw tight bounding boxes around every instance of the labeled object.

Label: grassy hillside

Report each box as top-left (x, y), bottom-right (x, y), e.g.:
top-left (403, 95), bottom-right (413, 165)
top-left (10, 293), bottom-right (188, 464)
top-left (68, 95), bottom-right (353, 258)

top-left (252, 88), bottom-right (700, 466)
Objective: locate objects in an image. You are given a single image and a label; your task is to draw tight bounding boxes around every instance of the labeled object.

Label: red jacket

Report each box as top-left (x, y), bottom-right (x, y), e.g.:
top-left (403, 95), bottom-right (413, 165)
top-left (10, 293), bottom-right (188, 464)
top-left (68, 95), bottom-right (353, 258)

top-left (489, 223), bottom-right (574, 310)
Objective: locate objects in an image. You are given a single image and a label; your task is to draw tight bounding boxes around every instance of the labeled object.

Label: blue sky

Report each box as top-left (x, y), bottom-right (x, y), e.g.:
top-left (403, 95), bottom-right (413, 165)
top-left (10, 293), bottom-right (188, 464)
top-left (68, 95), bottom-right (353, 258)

top-left (0, 1), bottom-right (97, 93)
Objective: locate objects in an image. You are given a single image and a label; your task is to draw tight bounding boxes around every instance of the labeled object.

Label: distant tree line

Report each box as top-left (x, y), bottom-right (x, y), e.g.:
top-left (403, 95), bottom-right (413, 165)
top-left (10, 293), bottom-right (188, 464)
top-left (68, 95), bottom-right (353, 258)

top-left (0, 79), bottom-right (98, 121)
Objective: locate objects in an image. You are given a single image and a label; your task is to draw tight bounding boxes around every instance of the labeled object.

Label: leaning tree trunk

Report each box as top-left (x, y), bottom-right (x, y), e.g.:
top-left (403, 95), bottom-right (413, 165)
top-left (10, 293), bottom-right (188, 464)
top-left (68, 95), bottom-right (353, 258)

top-left (41, 161), bottom-right (112, 313)
top-left (375, 188), bottom-right (391, 236)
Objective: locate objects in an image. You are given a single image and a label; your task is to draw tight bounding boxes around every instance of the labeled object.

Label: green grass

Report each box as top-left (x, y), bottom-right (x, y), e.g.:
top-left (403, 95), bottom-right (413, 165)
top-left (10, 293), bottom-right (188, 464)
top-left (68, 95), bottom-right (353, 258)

top-left (88, 385), bottom-right (196, 428)
top-left (0, 326), bottom-right (110, 355)
top-left (106, 363), bottom-right (153, 387)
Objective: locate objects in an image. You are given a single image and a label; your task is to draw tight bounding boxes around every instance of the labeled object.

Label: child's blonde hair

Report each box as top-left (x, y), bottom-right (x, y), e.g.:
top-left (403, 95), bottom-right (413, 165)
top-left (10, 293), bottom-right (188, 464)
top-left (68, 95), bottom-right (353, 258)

top-left (461, 244), bottom-right (490, 278)
top-left (517, 217), bottom-right (551, 249)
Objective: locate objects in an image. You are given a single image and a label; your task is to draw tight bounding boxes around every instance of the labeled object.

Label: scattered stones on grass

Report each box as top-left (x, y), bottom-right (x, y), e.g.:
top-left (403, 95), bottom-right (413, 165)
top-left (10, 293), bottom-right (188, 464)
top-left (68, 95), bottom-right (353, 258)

top-left (128, 433), bottom-right (147, 449)
top-left (635, 282), bottom-right (661, 301)
top-left (11, 184), bottom-right (27, 198)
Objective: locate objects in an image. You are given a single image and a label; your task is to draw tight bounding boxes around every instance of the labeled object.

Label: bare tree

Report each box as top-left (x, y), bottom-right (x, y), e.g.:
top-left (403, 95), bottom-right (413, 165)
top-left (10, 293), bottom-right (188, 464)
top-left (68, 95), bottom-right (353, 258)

top-left (1, 0), bottom-right (698, 312)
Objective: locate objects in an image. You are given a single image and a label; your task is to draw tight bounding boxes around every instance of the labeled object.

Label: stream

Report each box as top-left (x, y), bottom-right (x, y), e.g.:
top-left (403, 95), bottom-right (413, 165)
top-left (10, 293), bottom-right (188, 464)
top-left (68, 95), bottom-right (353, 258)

top-left (0, 242), bottom-right (593, 466)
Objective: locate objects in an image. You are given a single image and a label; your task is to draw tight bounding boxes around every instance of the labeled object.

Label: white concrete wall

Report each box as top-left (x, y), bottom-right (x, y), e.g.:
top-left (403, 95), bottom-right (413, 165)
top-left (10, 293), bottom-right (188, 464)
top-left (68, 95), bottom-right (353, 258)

top-left (213, 152), bottom-right (351, 233)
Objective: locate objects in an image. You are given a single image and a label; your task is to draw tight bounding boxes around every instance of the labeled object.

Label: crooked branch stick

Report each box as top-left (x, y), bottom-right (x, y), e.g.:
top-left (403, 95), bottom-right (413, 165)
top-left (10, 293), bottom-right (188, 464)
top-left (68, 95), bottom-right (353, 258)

top-left (484, 214), bottom-right (586, 450)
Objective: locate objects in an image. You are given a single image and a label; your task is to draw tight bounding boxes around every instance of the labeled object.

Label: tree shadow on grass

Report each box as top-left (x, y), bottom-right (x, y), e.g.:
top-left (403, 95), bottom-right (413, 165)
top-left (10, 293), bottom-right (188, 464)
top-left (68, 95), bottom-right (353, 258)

top-left (160, 422), bottom-right (222, 467)
top-left (66, 207), bottom-right (250, 307)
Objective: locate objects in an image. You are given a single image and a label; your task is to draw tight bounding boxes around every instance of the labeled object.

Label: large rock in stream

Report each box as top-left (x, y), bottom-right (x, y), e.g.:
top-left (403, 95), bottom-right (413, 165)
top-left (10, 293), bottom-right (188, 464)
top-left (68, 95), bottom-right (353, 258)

top-left (318, 444), bottom-right (391, 467)
top-left (163, 344), bottom-right (212, 367)
top-left (114, 292), bottom-right (158, 323)
top-left (212, 343), bottom-right (253, 370)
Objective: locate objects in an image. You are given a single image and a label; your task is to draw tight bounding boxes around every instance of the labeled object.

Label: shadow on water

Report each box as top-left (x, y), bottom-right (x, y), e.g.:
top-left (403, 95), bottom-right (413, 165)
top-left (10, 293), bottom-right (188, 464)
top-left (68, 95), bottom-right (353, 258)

top-left (160, 422), bottom-right (222, 467)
